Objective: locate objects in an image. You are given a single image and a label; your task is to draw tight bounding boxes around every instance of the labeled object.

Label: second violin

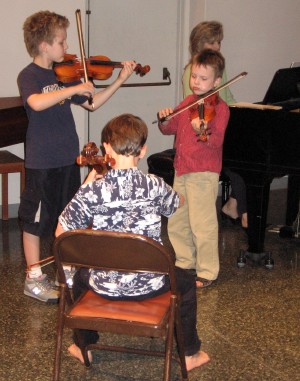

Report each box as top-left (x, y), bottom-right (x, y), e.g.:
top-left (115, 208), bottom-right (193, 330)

top-left (54, 54), bottom-right (150, 83)
top-left (76, 142), bottom-right (115, 174)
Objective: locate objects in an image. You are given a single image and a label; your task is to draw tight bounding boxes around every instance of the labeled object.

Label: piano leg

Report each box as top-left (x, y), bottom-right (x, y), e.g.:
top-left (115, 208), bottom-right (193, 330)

top-left (237, 180), bottom-right (274, 268)
top-left (285, 175), bottom-right (300, 226)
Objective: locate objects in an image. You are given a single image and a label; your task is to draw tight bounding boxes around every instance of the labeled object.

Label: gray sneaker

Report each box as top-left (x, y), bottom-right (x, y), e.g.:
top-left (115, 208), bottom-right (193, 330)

top-left (24, 274), bottom-right (59, 303)
top-left (55, 267), bottom-right (76, 289)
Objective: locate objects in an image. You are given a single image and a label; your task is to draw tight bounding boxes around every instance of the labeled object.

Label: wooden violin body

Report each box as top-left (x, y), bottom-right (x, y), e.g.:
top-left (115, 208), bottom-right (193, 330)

top-left (76, 142), bottom-right (115, 174)
top-left (53, 54), bottom-right (150, 83)
top-left (190, 93), bottom-right (218, 142)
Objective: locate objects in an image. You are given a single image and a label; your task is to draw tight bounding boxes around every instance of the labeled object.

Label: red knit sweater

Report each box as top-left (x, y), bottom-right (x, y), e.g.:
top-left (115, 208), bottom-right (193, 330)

top-left (159, 94), bottom-right (230, 176)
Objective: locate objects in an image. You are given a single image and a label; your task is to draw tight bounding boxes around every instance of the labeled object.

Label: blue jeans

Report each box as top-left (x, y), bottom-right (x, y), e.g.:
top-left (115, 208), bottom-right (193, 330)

top-left (72, 266), bottom-right (201, 356)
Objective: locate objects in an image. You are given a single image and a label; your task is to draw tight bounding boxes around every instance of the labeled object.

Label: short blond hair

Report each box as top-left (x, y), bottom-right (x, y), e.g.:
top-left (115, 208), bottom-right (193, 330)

top-left (23, 10), bottom-right (69, 57)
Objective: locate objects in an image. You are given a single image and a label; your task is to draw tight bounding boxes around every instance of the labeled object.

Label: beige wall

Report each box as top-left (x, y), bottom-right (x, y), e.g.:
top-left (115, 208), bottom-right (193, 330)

top-left (191, 0), bottom-right (300, 102)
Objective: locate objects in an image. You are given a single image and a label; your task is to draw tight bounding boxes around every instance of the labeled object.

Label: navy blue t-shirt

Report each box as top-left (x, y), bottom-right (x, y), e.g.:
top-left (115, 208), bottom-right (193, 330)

top-left (18, 63), bottom-right (87, 169)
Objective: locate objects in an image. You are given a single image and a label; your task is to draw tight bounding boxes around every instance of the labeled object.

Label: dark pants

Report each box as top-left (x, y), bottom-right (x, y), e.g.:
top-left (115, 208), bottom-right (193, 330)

top-left (72, 267), bottom-right (201, 356)
top-left (286, 175), bottom-right (300, 226)
top-left (19, 164), bottom-right (81, 237)
top-left (223, 168), bottom-right (247, 215)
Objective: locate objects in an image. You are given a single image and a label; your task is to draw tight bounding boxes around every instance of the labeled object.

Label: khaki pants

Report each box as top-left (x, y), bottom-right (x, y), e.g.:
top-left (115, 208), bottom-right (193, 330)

top-left (168, 171), bottom-right (219, 280)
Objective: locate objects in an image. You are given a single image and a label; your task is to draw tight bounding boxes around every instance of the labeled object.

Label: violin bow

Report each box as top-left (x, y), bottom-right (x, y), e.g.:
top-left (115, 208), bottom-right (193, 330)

top-left (75, 9), bottom-right (94, 108)
top-left (26, 256), bottom-right (55, 273)
top-left (153, 71), bottom-right (248, 124)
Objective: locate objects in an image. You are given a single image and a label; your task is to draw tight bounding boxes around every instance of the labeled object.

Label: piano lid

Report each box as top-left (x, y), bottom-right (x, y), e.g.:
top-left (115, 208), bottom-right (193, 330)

top-left (262, 66), bottom-right (300, 110)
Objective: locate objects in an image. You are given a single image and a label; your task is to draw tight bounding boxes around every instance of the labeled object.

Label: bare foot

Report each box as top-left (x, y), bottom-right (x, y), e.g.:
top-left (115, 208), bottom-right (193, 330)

top-left (185, 350), bottom-right (210, 371)
top-left (68, 344), bottom-right (92, 365)
top-left (195, 278), bottom-right (213, 288)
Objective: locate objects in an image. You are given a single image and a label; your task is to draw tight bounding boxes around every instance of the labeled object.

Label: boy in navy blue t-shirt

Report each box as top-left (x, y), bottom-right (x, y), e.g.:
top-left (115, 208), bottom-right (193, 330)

top-left (19, 10), bottom-right (136, 303)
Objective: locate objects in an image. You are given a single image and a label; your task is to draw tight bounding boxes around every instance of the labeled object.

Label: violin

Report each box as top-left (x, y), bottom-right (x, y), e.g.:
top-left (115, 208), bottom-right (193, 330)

top-left (153, 71), bottom-right (248, 124)
top-left (190, 93), bottom-right (218, 142)
top-left (76, 142), bottom-right (115, 174)
top-left (53, 54), bottom-right (151, 83)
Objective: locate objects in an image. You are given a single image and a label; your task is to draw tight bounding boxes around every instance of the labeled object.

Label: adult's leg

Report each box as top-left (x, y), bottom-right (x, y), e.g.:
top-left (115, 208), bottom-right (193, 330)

top-left (286, 175), bottom-right (300, 226)
top-left (222, 168), bottom-right (247, 216)
top-left (229, 170), bottom-right (247, 215)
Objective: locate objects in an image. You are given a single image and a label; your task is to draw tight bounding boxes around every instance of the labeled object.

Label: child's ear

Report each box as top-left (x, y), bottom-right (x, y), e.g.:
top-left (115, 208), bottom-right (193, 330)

top-left (103, 142), bottom-right (112, 154)
top-left (139, 144), bottom-right (147, 159)
top-left (214, 76), bottom-right (221, 88)
top-left (40, 41), bottom-right (48, 54)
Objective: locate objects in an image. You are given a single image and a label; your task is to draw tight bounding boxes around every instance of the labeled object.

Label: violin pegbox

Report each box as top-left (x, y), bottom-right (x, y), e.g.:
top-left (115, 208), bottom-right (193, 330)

top-left (76, 142), bottom-right (115, 174)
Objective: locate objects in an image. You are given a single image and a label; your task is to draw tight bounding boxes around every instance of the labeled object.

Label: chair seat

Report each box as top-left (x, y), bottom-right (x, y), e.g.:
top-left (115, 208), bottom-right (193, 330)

top-left (70, 289), bottom-right (171, 325)
top-left (0, 150), bottom-right (25, 220)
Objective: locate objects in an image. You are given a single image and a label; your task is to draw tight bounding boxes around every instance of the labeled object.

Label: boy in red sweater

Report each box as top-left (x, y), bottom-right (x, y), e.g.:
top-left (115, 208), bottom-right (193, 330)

top-left (158, 49), bottom-right (229, 287)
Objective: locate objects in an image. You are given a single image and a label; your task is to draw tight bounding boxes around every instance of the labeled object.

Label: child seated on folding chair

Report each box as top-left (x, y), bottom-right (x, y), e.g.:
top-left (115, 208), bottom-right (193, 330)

top-left (55, 113), bottom-right (210, 371)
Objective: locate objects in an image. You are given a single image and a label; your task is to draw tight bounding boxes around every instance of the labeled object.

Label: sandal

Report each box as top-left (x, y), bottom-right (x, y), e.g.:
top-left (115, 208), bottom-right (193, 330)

top-left (196, 277), bottom-right (214, 288)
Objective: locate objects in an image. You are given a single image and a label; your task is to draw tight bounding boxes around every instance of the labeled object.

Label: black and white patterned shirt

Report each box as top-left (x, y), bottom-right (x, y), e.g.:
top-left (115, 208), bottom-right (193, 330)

top-left (59, 167), bottom-right (180, 297)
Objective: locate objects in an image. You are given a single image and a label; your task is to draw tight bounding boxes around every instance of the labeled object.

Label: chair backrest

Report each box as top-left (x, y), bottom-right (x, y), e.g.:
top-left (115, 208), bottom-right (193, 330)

top-left (53, 229), bottom-right (177, 291)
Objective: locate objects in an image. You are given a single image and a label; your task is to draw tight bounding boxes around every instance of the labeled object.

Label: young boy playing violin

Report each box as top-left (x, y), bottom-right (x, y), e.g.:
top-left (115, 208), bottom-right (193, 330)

top-left (158, 49), bottom-right (230, 288)
top-left (55, 113), bottom-right (210, 371)
top-left (183, 20), bottom-right (248, 229)
top-left (18, 10), bottom-right (136, 303)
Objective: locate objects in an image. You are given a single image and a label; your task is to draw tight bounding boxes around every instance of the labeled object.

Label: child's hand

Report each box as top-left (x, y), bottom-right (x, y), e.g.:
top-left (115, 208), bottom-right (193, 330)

top-left (158, 108), bottom-right (174, 122)
top-left (192, 119), bottom-right (212, 142)
top-left (76, 81), bottom-right (95, 98)
top-left (83, 168), bottom-right (103, 185)
top-left (191, 116), bottom-right (202, 134)
top-left (119, 61), bottom-right (136, 81)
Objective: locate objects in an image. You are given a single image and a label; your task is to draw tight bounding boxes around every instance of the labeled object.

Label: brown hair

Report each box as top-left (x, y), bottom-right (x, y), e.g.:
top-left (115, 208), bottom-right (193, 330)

top-left (192, 49), bottom-right (225, 79)
top-left (23, 10), bottom-right (69, 57)
top-left (101, 114), bottom-right (148, 157)
top-left (189, 21), bottom-right (223, 57)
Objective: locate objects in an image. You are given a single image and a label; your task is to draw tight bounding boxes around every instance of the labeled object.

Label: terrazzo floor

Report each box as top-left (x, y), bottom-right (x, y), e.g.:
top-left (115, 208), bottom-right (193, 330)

top-left (0, 189), bottom-right (299, 381)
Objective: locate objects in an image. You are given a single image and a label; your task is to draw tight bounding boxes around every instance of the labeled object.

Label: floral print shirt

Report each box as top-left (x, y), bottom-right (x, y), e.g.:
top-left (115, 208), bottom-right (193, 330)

top-left (59, 167), bottom-right (180, 297)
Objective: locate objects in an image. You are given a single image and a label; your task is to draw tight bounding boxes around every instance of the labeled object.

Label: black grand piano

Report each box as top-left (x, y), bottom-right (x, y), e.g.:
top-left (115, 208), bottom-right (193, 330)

top-left (223, 66), bottom-right (300, 267)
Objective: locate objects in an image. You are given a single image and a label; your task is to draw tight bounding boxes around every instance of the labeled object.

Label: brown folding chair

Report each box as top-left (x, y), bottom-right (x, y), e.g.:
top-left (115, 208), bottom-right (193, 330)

top-left (52, 229), bottom-right (188, 381)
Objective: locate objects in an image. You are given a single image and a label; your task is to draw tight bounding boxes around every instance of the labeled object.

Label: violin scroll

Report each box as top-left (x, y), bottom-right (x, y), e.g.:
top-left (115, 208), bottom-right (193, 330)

top-left (76, 142), bottom-right (115, 174)
top-left (135, 63), bottom-right (151, 77)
